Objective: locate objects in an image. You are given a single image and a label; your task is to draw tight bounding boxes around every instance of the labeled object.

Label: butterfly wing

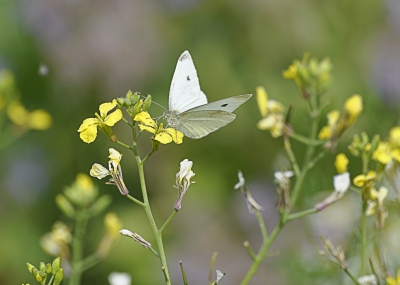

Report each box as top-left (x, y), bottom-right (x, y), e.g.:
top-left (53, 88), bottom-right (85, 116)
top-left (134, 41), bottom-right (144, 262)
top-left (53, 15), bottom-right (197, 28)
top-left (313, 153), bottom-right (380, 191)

top-left (169, 50), bottom-right (208, 114)
top-left (189, 94), bottom-right (252, 112)
top-left (176, 110), bottom-right (236, 139)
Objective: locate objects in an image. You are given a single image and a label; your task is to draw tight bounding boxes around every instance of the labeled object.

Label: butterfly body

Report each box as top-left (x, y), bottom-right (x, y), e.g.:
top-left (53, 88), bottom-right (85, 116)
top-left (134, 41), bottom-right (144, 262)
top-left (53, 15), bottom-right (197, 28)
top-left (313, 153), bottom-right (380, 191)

top-left (164, 50), bottom-right (252, 139)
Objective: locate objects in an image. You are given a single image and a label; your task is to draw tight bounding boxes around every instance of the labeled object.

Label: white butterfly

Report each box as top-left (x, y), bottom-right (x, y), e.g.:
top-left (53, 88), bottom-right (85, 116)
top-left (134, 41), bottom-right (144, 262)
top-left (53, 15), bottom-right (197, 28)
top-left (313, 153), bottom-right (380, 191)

top-left (163, 50), bottom-right (252, 139)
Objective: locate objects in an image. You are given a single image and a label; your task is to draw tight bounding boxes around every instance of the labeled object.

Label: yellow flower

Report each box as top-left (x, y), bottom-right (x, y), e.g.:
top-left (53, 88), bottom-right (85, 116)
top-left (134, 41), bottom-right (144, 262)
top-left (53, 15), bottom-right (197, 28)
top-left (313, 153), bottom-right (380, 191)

top-left (334, 153), bottom-right (349, 173)
top-left (387, 269), bottom-right (400, 285)
top-left (318, 110), bottom-right (339, 139)
top-left (372, 141), bottom-right (392, 164)
top-left (282, 64), bottom-right (298, 79)
top-left (353, 171), bottom-right (376, 187)
top-left (6, 101), bottom-right (52, 130)
top-left (344, 94), bottom-right (363, 120)
top-left (78, 99), bottom-right (122, 143)
top-left (104, 212), bottom-right (123, 240)
top-left (256, 87), bottom-right (285, 138)
top-left (134, 111), bottom-right (184, 144)
top-left (390, 126), bottom-right (400, 147)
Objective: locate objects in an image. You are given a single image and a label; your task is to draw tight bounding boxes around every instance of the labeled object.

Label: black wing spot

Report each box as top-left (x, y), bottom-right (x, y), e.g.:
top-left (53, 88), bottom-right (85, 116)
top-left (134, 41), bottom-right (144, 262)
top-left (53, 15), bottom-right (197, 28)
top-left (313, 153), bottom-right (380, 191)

top-left (221, 103), bottom-right (228, 107)
top-left (187, 76), bottom-right (190, 81)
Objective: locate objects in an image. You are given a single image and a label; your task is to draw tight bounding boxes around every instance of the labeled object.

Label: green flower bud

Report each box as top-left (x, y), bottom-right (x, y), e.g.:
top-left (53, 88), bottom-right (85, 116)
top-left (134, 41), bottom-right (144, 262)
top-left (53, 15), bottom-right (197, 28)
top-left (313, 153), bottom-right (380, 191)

top-left (126, 90), bottom-right (133, 99)
top-left (26, 263), bottom-right (36, 275)
top-left (132, 99), bottom-right (143, 117)
top-left (90, 195), bottom-right (112, 216)
top-left (54, 268), bottom-right (64, 285)
top-left (116, 97), bottom-right (126, 106)
top-left (45, 263), bottom-right (52, 274)
top-left (131, 92), bottom-right (140, 105)
top-left (151, 139), bottom-right (160, 152)
top-left (143, 95), bottom-right (152, 111)
top-left (39, 262), bottom-right (45, 271)
top-left (55, 194), bottom-right (76, 218)
top-left (370, 134), bottom-right (380, 154)
top-left (51, 257), bottom-right (61, 275)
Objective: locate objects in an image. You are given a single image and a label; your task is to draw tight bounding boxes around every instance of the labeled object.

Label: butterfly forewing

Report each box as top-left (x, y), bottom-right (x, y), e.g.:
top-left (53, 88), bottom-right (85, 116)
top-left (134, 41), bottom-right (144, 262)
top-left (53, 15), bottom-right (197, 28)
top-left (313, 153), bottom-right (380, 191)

top-left (177, 110), bottom-right (236, 139)
top-left (169, 51), bottom-right (208, 114)
top-left (189, 94), bottom-right (252, 113)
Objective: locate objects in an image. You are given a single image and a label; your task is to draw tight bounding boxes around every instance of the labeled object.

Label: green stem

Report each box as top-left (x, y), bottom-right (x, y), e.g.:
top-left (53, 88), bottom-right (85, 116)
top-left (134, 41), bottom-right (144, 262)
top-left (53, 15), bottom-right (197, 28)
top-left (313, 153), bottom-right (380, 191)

top-left (287, 208), bottom-right (318, 221)
top-left (301, 111), bottom-right (320, 170)
top-left (136, 158), bottom-right (171, 285)
top-left (290, 132), bottom-right (325, 146)
top-left (69, 209), bottom-right (89, 285)
top-left (159, 211), bottom-right (178, 234)
top-left (116, 140), bottom-right (135, 152)
top-left (360, 201), bottom-right (367, 276)
top-left (284, 137), bottom-right (301, 178)
top-left (343, 268), bottom-right (360, 285)
top-left (255, 209), bottom-right (268, 241)
top-left (239, 220), bottom-right (283, 285)
top-left (78, 254), bottom-right (100, 272)
top-left (126, 194), bottom-right (145, 207)
top-left (243, 241), bottom-right (257, 261)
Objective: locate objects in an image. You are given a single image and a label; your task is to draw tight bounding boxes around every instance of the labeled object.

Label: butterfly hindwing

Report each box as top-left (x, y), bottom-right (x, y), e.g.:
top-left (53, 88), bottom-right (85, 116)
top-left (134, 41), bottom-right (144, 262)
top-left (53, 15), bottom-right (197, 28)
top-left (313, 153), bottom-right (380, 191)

top-left (177, 110), bottom-right (236, 139)
top-left (169, 51), bottom-right (208, 114)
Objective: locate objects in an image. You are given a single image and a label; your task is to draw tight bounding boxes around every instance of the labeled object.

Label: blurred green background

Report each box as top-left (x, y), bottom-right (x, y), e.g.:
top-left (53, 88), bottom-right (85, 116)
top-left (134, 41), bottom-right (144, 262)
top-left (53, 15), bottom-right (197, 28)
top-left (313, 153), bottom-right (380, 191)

top-left (1, 0), bottom-right (400, 284)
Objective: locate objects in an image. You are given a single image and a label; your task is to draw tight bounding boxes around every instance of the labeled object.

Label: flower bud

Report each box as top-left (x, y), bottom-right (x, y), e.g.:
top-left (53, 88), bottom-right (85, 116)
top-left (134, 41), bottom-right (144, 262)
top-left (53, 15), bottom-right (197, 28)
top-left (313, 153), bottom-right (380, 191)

top-left (45, 263), bottom-right (52, 274)
top-left (55, 194), bottom-right (76, 218)
top-left (132, 99), bottom-right (143, 117)
top-left (39, 262), bottom-right (45, 271)
top-left (53, 268), bottom-right (64, 285)
top-left (125, 90), bottom-right (133, 99)
top-left (131, 92), bottom-right (140, 105)
top-left (143, 95), bottom-right (152, 110)
top-left (26, 263), bottom-right (36, 275)
top-left (90, 195), bottom-right (112, 216)
top-left (52, 257), bottom-right (61, 275)
top-left (116, 97), bottom-right (126, 106)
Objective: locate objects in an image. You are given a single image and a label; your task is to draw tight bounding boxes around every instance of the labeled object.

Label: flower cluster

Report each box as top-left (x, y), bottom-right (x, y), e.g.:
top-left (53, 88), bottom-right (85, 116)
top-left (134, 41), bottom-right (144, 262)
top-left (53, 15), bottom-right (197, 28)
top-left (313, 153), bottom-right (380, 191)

top-left (256, 86), bottom-right (286, 138)
top-left (318, 94), bottom-right (363, 143)
top-left (372, 126), bottom-right (400, 165)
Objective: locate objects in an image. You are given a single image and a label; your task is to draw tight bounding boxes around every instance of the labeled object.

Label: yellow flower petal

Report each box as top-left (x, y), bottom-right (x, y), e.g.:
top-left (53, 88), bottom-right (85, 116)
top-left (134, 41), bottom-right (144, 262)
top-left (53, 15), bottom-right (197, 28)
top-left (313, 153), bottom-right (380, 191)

top-left (7, 101), bottom-right (29, 126)
top-left (134, 111), bottom-right (156, 127)
top-left (366, 170), bottom-right (377, 180)
top-left (353, 174), bottom-right (366, 187)
top-left (256, 86), bottom-right (268, 117)
top-left (104, 212), bottom-right (123, 239)
top-left (282, 64), bottom-right (298, 79)
top-left (80, 124), bottom-right (98, 143)
top-left (154, 132), bottom-right (173, 144)
top-left (318, 126), bottom-right (332, 139)
top-left (76, 173), bottom-right (94, 190)
top-left (373, 142), bottom-right (392, 164)
top-left (391, 148), bottom-right (400, 162)
top-left (138, 124), bottom-right (156, 134)
top-left (327, 110), bottom-right (340, 126)
top-left (78, 118), bottom-right (98, 132)
top-left (165, 128), bottom-right (184, 144)
top-left (103, 109), bottom-right (122, 126)
top-left (366, 200), bottom-right (376, 216)
top-left (257, 115), bottom-right (275, 130)
top-left (268, 100), bottom-right (285, 113)
top-left (99, 100), bottom-right (118, 118)
top-left (344, 94), bottom-right (363, 118)
top-left (334, 153), bottom-right (349, 173)
top-left (390, 126), bottom-right (400, 147)
top-left (28, 109), bottom-right (52, 130)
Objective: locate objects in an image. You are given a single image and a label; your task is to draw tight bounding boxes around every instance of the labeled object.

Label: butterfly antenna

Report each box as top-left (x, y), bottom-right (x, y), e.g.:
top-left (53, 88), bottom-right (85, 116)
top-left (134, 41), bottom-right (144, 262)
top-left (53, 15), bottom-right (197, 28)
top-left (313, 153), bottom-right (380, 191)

top-left (139, 94), bottom-right (167, 111)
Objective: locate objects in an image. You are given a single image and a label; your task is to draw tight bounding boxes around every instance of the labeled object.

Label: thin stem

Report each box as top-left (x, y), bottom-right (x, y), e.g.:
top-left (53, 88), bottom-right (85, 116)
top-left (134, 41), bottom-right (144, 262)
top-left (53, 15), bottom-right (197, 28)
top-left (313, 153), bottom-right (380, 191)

top-left (287, 208), bottom-right (318, 221)
top-left (116, 140), bottom-right (135, 152)
top-left (343, 268), bottom-right (360, 285)
top-left (284, 137), bottom-right (301, 178)
top-left (180, 261), bottom-right (188, 285)
top-left (360, 201), bottom-right (367, 276)
top-left (239, 220), bottom-right (283, 285)
top-left (148, 246), bottom-right (161, 259)
top-left (243, 241), bottom-right (257, 261)
top-left (142, 150), bottom-right (155, 164)
top-left (209, 252), bottom-right (218, 285)
top-left (68, 209), bottom-right (89, 285)
top-left (301, 111), bottom-right (320, 170)
top-left (159, 211), bottom-right (178, 234)
top-left (255, 209), bottom-right (268, 241)
top-left (136, 158), bottom-right (171, 285)
top-left (126, 194), bottom-right (145, 207)
top-left (290, 132), bottom-right (325, 146)
top-left (78, 254), bottom-right (100, 272)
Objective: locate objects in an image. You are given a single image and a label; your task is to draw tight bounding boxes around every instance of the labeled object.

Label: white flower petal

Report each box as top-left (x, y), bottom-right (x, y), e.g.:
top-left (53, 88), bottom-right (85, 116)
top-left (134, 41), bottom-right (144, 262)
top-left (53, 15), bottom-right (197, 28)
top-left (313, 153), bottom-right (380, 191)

top-left (108, 272), bottom-right (131, 285)
top-left (333, 172), bottom-right (350, 193)
top-left (90, 163), bottom-right (110, 179)
top-left (108, 148), bottom-right (122, 162)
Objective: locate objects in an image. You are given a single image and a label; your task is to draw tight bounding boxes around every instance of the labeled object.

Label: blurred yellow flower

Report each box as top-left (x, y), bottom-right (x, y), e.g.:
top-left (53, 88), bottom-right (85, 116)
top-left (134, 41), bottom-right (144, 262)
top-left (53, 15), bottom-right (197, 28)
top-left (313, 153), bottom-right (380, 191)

top-left (372, 141), bottom-right (392, 164)
top-left (40, 222), bottom-right (71, 258)
top-left (282, 64), bottom-right (298, 80)
top-left (256, 86), bottom-right (285, 138)
top-left (104, 212), bottom-right (123, 240)
top-left (372, 127), bottom-right (400, 165)
top-left (387, 269), bottom-right (400, 285)
top-left (134, 111), bottom-right (183, 144)
top-left (344, 94), bottom-right (363, 125)
top-left (353, 171), bottom-right (376, 187)
top-left (334, 153), bottom-right (349, 173)
top-left (78, 99), bottom-right (122, 143)
top-left (318, 110), bottom-right (339, 139)
top-left (7, 101), bottom-right (52, 130)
